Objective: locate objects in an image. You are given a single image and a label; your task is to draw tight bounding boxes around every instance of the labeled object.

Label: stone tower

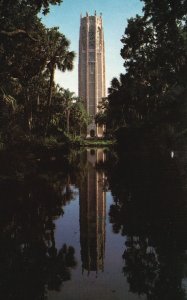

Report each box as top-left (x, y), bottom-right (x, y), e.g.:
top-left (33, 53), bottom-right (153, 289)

top-left (78, 12), bottom-right (106, 137)
top-left (79, 149), bottom-right (106, 274)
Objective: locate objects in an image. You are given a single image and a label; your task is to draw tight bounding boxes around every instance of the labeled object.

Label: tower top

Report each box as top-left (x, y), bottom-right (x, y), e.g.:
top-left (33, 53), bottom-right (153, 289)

top-left (80, 11), bottom-right (103, 19)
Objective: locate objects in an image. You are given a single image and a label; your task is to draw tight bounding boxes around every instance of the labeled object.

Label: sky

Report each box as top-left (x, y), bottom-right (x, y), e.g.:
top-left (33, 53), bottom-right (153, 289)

top-left (41, 0), bottom-right (143, 95)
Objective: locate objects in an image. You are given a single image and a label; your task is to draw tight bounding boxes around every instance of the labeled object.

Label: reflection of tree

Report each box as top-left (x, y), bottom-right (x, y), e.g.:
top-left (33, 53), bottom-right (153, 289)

top-left (0, 155), bottom-right (77, 300)
top-left (123, 237), bottom-right (159, 297)
top-left (0, 239), bottom-right (76, 300)
top-left (106, 150), bottom-right (187, 300)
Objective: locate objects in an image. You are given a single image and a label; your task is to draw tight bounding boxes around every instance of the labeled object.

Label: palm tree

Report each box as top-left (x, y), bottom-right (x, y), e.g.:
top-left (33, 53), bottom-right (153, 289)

top-left (44, 28), bottom-right (75, 134)
top-left (46, 27), bottom-right (75, 108)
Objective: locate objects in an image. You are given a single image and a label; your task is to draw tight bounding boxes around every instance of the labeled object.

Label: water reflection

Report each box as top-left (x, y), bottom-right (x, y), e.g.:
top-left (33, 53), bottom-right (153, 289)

top-left (0, 154), bottom-right (77, 300)
top-left (1, 148), bottom-right (187, 299)
top-left (106, 150), bottom-right (187, 300)
top-left (79, 149), bottom-right (106, 274)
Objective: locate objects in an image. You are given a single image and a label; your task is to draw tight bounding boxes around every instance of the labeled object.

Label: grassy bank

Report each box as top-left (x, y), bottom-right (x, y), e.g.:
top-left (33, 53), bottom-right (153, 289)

top-left (0, 133), bottom-right (115, 155)
top-left (82, 138), bottom-right (115, 147)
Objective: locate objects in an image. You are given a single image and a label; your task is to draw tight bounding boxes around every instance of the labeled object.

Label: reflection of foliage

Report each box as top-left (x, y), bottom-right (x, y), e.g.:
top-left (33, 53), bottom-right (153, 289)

top-left (0, 237), bottom-right (76, 300)
top-left (105, 150), bottom-right (187, 300)
top-left (46, 244), bottom-right (76, 291)
top-left (123, 237), bottom-right (159, 296)
top-left (0, 152), bottom-right (77, 300)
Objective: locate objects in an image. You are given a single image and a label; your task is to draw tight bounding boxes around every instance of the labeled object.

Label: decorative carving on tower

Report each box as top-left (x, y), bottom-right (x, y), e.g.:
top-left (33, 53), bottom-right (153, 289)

top-left (79, 12), bottom-right (106, 137)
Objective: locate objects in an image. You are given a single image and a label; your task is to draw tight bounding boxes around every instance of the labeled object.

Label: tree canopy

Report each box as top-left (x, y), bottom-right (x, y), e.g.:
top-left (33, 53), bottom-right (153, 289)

top-left (103, 0), bottom-right (187, 144)
top-left (0, 0), bottom-right (89, 147)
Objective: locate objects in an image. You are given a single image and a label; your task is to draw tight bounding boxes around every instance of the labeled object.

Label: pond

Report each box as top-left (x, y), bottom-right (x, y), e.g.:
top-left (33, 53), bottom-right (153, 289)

top-left (0, 147), bottom-right (187, 300)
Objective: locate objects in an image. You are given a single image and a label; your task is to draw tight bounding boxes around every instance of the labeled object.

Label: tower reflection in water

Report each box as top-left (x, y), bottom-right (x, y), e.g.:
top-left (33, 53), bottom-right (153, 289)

top-left (79, 149), bottom-right (106, 275)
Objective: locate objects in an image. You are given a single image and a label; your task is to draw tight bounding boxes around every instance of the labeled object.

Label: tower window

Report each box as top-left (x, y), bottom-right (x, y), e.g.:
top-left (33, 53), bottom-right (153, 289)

top-left (90, 63), bottom-right (94, 74)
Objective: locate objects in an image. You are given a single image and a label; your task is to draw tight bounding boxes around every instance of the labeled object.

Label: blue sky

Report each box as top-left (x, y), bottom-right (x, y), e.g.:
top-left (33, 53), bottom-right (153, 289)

top-left (41, 0), bottom-right (143, 95)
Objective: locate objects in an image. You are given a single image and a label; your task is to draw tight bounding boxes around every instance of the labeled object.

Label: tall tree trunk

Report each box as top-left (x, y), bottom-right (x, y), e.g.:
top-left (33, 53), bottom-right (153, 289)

top-left (28, 109), bottom-right (32, 132)
top-left (45, 64), bottom-right (55, 136)
top-left (37, 94), bottom-right (40, 106)
top-left (24, 87), bottom-right (31, 133)
top-left (47, 65), bottom-right (55, 107)
top-left (67, 109), bottom-right (70, 134)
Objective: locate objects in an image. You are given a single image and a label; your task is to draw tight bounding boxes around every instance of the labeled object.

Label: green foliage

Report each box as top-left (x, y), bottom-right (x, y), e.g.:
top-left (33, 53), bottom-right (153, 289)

top-left (45, 88), bottom-right (90, 140)
top-left (106, 0), bottom-right (187, 142)
top-left (45, 28), bottom-right (75, 109)
top-left (95, 97), bottom-right (108, 126)
top-left (0, 0), bottom-right (82, 147)
top-left (83, 139), bottom-right (114, 147)
top-left (69, 97), bottom-right (91, 136)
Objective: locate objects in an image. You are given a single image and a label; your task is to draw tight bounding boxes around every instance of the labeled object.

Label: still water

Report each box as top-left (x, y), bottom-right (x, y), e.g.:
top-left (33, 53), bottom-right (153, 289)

top-left (0, 148), bottom-right (187, 300)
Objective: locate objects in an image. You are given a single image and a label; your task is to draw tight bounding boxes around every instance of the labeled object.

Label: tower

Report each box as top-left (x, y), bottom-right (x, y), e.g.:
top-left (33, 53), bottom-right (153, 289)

top-left (78, 12), bottom-right (106, 137)
top-left (79, 149), bottom-right (106, 274)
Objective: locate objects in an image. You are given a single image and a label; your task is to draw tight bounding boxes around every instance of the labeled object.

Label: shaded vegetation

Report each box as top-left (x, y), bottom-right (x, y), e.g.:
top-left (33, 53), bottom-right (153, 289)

top-left (96, 0), bottom-right (187, 149)
top-left (0, 0), bottom-right (89, 150)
